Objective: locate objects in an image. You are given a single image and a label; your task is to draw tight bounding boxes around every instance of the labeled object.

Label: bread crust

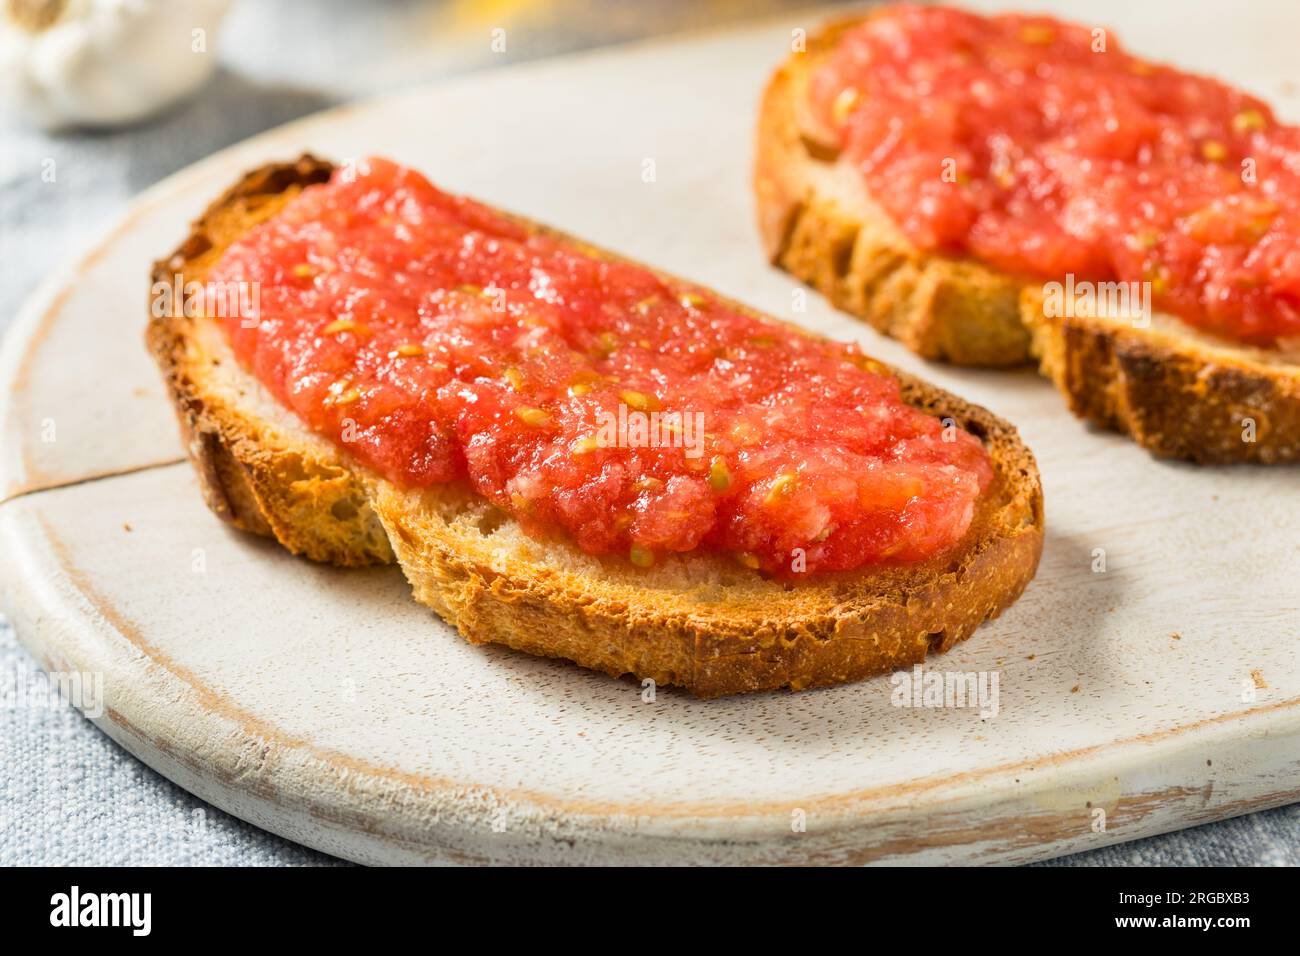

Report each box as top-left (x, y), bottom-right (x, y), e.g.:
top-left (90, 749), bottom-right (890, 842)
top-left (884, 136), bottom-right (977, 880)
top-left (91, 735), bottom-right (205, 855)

top-left (147, 156), bottom-right (1044, 697)
top-left (755, 12), bottom-right (1300, 463)
top-left (1021, 288), bottom-right (1300, 463)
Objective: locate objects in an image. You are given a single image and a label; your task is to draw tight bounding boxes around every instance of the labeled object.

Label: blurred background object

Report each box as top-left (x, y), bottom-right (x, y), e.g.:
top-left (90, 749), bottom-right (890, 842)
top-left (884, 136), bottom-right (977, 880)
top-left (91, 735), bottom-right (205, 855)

top-left (0, 0), bottom-right (233, 129)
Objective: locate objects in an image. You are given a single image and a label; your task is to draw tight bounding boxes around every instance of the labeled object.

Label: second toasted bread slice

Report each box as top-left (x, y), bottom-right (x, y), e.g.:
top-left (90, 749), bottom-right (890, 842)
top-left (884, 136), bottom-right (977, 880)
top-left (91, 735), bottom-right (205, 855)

top-left (755, 11), bottom-right (1300, 463)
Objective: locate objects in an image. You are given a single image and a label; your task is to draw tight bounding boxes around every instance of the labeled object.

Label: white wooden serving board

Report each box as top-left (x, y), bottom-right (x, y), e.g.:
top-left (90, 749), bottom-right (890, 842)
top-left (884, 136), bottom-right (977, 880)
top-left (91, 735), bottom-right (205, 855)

top-left (1, 0), bottom-right (1298, 866)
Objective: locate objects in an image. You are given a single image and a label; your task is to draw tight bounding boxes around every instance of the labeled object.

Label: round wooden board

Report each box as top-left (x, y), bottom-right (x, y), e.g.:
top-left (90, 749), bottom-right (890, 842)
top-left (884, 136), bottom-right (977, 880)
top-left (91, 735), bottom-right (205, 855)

top-left (3, 5), bottom-right (1299, 865)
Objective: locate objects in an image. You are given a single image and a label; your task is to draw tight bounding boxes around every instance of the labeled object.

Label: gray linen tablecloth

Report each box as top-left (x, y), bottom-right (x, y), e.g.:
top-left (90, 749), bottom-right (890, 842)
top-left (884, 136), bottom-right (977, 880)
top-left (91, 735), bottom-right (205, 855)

top-left (1, 0), bottom-right (1296, 866)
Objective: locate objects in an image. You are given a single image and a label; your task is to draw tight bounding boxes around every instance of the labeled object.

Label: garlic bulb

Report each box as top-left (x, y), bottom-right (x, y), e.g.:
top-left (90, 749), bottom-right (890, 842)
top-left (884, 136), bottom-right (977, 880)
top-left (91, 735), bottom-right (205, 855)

top-left (0, 0), bottom-right (232, 129)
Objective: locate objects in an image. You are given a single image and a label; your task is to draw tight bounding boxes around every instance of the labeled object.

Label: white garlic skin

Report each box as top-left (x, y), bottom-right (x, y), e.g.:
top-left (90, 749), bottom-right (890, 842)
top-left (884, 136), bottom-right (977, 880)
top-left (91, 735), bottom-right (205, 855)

top-left (0, 0), bottom-right (233, 130)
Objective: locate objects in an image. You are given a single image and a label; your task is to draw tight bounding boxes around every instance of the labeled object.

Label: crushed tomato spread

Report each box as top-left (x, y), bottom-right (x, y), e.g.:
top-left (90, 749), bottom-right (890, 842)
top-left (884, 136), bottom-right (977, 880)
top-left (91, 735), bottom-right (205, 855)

top-left (207, 158), bottom-right (991, 574)
top-left (809, 4), bottom-right (1300, 347)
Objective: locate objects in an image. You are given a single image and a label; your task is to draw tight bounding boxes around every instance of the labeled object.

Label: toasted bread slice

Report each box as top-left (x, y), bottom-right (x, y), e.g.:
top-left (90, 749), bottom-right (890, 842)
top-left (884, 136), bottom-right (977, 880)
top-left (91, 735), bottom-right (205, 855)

top-left (147, 156), bottom-right (1043, 698)
top-left (755, 13), bottom-right (1300, 463)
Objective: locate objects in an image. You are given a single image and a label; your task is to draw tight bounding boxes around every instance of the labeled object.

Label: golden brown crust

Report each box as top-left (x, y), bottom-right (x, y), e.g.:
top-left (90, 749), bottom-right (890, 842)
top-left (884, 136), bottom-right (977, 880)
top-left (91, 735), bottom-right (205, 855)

top-left (1021, 288), bottom-right (1300, 463)
top-left (755, 11), bottom-right (1300, 463)
top-left (147, 156), bottom-right (1044, 697)
top-left (148, 156), bottom-right (393, 566)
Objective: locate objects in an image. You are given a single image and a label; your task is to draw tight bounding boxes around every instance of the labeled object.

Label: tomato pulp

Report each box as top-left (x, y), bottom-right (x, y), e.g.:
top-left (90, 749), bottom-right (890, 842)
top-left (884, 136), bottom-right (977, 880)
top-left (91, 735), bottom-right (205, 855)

top-left (809, 4), bottom-right (1300, 347)
top-left (207, 158), bottom-right (992, 574)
